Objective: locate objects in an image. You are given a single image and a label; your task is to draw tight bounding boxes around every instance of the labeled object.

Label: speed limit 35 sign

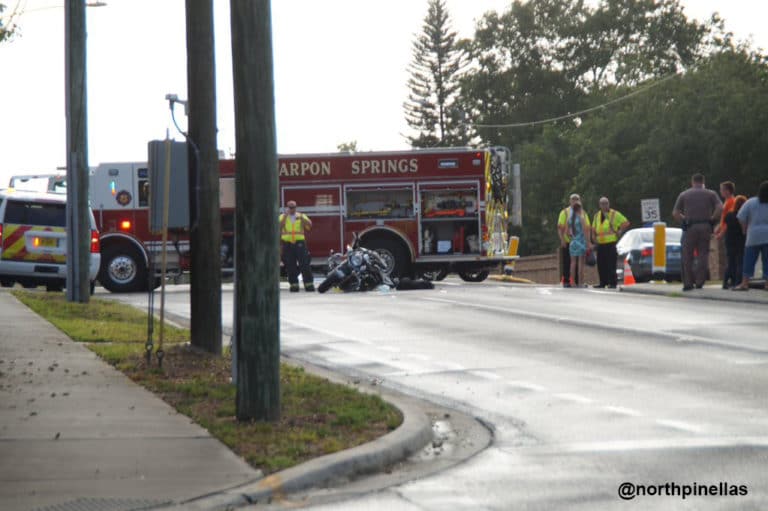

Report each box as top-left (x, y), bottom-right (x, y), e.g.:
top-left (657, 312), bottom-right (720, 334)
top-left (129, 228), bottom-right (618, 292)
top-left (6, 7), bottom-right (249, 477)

top-left (641, 198), bottom-right (661, 223)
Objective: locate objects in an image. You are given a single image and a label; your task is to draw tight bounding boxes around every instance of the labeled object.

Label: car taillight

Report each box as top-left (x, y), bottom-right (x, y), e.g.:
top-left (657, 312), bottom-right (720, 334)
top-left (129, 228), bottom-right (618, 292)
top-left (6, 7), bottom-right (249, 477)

top-left (640, 248), bottom-right (652, 257)
top-left (90, 230), bottom-right (100, 253)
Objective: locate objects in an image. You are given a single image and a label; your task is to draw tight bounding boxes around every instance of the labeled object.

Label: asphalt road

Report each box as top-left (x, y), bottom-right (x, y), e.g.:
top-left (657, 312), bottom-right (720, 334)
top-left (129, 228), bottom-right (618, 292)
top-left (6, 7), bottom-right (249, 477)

top-left (100, 278), bottom-right (768, 510)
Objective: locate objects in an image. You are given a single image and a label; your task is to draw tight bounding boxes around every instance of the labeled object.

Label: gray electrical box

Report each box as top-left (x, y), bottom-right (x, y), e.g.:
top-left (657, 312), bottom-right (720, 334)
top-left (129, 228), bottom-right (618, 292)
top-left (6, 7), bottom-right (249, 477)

top-left (148, 140), bottom-right (189, 232)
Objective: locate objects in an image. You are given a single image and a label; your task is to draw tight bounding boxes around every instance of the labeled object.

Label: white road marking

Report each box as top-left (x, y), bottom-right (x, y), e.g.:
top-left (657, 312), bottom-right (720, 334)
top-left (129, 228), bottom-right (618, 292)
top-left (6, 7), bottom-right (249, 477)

top-left (281, 317), bottom-right (373, 345)
top-left (506, 380), bottom-right (547, 392)
top-left (553, 393), bottom-right (594, 404)
top-left (655, 419), bottom-right (705, 434)
top-left (471, 370), bottom-right (502, 380)
top-left (603, 406), bottom-right (643, 417)
top-left (551, 436), bottom-right (768, 453)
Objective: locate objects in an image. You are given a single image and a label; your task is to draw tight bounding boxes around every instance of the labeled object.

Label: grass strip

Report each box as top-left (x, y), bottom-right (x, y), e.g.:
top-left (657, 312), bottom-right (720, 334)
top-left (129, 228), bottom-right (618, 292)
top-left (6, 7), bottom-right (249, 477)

top-left (13, 290), bottom-right (402, 474)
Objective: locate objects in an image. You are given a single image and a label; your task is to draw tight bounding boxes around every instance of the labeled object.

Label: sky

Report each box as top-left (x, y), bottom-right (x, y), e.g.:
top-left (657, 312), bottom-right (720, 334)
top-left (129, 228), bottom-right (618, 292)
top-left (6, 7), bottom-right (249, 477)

top-left (1, 0), bottom-right (767, 185)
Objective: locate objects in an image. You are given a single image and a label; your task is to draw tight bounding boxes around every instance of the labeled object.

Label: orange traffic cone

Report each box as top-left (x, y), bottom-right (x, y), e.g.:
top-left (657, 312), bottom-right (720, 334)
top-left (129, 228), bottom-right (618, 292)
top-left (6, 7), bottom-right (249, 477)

top-left (623, 258), bottom-right (636, 286)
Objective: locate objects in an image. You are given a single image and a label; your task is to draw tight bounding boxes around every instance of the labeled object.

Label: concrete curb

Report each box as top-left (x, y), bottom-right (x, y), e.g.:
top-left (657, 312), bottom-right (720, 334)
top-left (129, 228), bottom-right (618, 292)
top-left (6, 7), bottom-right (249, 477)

top-left (169, 393), bottom-right (433, 510)
top-left (489, 274), bottom-right (535, 284)
top-left (619, 283), bottom-right (768, 306)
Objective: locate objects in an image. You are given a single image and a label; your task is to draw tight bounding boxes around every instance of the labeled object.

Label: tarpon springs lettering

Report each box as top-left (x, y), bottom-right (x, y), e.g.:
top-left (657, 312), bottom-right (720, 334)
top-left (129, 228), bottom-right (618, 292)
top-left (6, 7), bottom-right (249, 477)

top-left (351, 158), bottom-right (418, 175)
top-left (617, 482), bottom-right (748, 501)
top-left (279, 161), bottom-right (332, 177)
top-left (277, 158), bottom-right (419, 178)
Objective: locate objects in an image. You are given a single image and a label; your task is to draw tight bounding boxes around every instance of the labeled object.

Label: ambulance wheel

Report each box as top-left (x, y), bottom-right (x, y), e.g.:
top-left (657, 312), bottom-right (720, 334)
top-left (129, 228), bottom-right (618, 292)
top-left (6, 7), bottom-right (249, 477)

top-left (458, 270), bottom-right (489, 282)
top-left (365, 238), bottom-right (409, 278)
top-left (99, 245), bottom-right (147, 293)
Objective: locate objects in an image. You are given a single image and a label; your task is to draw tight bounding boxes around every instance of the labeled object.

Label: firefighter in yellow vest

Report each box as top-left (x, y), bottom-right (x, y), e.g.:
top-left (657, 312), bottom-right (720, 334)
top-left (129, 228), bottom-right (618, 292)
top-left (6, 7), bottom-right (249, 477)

top-left (592, 197), bottom-right (630, 288)
top-left (280, 201), bottom-right (315, 292)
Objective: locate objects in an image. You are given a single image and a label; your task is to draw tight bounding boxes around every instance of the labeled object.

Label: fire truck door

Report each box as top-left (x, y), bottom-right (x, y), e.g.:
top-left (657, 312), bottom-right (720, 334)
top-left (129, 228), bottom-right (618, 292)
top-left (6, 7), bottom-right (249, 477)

top-left (281, 186), bottom-right (342, 258)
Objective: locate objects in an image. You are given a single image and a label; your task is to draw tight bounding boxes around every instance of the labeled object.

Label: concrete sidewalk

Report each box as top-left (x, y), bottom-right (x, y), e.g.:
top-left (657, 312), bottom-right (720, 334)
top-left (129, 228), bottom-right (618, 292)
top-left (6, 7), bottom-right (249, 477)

top-left (619, 281), bottom-right (768, 304)
top-left (0, 290), bottom-right (261, 511)
top-left (0, 290), bottom-right (437, 511)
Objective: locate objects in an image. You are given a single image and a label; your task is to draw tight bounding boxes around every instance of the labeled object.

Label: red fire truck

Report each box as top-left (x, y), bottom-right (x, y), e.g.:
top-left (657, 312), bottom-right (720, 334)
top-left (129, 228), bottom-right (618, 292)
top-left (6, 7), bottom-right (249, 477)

top-left (11, 147), bottom-right (516, 292)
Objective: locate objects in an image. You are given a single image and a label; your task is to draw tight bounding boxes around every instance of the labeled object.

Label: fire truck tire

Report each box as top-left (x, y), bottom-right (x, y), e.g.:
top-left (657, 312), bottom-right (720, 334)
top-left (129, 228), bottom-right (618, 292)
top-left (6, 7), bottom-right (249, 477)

top-left (99, 245), bottom-right (147, 293)
top-left (458, 270), bottom-right (489, 282)
top-left (365, 238), bottom-right (410, 278)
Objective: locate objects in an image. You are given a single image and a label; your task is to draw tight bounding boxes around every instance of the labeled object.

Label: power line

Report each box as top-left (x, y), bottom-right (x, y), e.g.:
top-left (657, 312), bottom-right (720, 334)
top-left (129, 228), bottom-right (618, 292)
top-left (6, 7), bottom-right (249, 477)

top-left (470, 72), bottom-right (682, 129)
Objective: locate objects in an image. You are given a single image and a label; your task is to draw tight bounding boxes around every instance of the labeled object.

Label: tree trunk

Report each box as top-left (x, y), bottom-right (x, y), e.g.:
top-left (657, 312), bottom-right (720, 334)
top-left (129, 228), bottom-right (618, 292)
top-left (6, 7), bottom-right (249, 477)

top-left (230, 0), bottom-right (281, 421)
top-left (185, 0), bottom-right (222, 355)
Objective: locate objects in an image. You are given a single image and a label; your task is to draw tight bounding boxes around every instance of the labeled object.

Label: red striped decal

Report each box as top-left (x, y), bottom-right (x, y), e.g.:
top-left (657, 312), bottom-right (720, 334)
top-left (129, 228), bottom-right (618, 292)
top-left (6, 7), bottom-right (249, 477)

top-left (2, 224), bottom-right (30, 251)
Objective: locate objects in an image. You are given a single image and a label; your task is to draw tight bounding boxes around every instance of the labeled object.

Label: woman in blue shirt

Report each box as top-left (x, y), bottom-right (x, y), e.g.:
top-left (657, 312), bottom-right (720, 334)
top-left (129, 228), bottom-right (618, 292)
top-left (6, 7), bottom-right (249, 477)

top-left (734, 181), bottom-right (768, 291)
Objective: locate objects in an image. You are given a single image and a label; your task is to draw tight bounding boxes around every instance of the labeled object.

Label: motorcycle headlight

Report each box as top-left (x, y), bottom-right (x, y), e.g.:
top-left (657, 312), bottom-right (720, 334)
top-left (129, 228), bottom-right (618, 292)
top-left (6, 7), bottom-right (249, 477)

top-left (349, 253), bottom-right (363, 267)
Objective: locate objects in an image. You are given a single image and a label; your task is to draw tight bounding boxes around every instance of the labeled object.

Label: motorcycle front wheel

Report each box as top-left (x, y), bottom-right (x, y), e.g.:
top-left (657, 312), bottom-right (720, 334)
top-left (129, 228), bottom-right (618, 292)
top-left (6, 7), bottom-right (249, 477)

top-left (317, 273), bottom-right (342, 294)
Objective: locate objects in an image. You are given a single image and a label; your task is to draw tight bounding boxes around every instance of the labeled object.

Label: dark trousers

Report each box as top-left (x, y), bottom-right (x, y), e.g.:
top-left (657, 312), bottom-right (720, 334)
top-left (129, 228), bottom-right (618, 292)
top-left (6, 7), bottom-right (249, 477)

top-left (560, 244), bottom-right (579, 284)
top-left (723, 244), bottom-right (743, 288)
top-left (282, 241), bottom-right (313, 287)
top-left (596, 242), bottom-right (618, 287)
top-left (681, 223), bottom-right (711, 288)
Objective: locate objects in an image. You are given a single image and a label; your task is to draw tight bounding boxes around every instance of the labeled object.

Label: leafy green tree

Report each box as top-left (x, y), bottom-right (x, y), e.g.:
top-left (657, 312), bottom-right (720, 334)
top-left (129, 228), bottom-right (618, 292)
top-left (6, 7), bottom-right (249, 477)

top-left (458, 0), bottom-right (729, 255)
top-left (337, 140), bottom-right (358, 152)
top-left (516, 48), bottom-right (768, 255)
top-left (404, 0), bottom-right (469, 147)
top-left (1, 2), bottom-right (17, 44)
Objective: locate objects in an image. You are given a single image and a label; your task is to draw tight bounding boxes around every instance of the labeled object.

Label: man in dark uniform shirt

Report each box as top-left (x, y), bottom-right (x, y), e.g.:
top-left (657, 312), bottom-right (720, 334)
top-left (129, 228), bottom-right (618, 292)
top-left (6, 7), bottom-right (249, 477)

top-left (672, 173), bottom-right (723, 291)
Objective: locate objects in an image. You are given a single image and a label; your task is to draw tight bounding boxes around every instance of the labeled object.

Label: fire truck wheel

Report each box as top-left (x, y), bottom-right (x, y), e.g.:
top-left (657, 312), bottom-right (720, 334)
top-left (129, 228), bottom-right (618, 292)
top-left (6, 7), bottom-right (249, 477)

top-left (99, 245), bottom-right (147, 293)
top-left (364, 238), bottom-right (409, 278)
top-left (458, 270), bottom-right (489, 282)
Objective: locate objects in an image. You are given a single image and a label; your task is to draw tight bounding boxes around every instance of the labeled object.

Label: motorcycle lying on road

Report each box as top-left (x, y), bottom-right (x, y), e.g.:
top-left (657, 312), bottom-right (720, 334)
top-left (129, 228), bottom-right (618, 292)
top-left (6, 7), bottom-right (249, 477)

top-left (317, 234), bottom-right (434, 293)
top-left (317, 234), bottom-right (395, 293)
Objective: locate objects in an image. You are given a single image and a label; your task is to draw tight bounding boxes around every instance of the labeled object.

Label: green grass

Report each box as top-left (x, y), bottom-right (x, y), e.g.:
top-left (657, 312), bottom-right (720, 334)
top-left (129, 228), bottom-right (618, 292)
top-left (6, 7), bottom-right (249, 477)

top-left (12, 291), bottom-right (188, 344)
top-left (13, 290), bottom-right (402, 474)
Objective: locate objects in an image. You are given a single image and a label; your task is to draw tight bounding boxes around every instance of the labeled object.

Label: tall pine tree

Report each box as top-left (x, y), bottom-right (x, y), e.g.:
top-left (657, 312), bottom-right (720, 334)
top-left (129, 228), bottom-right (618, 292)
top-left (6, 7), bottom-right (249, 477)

top-left (404, 0), bottom-right (469, 147)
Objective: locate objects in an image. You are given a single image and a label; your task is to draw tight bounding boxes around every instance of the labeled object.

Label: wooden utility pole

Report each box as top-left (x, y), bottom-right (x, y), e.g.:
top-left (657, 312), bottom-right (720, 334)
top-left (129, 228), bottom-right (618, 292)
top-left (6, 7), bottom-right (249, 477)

top-left (65, 0), bottom-right (91, 303)
top-left (230, 0), bottom-right (280, 421)
top-left (185, 0), bottom-right (222, 355)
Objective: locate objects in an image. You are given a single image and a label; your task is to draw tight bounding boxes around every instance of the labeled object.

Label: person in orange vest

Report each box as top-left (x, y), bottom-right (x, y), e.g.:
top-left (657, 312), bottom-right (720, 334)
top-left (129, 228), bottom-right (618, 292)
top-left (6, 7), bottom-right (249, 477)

top-left (715, 181), bottom-right (738, 288)
top-left (280, 200), bottom-right (315, 292)
top-left (591, 197), bottom-right (630, 288)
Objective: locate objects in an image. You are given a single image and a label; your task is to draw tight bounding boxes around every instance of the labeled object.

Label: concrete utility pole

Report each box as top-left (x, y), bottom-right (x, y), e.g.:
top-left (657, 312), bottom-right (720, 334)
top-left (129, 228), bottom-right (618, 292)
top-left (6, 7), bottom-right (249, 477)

top-left (65, 0), bottom-right (91, 303)
top-left (185, 0), bottom-right (222, 355)
top-left (230, 0), bottom-right (281, 421)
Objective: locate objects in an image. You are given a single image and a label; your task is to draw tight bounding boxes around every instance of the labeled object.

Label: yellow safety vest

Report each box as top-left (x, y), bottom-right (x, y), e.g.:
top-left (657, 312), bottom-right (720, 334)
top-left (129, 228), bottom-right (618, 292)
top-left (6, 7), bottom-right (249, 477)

top-left (279, 214), bottom-right (308, 243)
top-left (593, 209), bottom-right (619, 244)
